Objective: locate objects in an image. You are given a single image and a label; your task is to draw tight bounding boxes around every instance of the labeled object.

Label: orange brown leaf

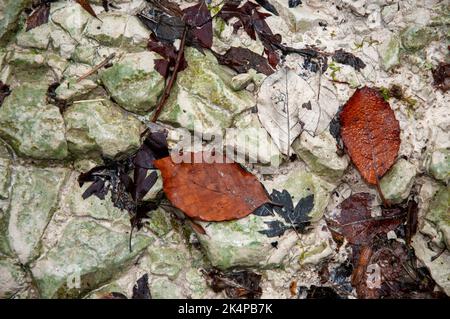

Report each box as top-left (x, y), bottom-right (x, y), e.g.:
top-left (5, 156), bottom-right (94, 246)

top-left (154, 152), bottom-right (269, 221)
top-left (340, 87), bottom-right (400, 184)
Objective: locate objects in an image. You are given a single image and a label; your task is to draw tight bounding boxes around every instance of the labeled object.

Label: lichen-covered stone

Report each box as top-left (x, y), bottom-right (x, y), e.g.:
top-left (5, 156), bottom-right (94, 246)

top-left (379, 159), bottom-right (416, 204)
top-left (16, 24), bottom-right (52, 49)
top-left (100, 52), bottom-right (165, 114)
top-left (64, 100), bottom-right (143, 158)
top-left (159, 48), bottom-right (255, 134)
top-left (51, 2), bottom-right (92, 41)
top-left (55, 79), bottom-right (98, 102)
top-left (292, 131), bottom-right (349, 180)
top-left (84, 12), bottom-right (150, 49)
top-left (145, 208), bottom-right (172, 237)
top-left (270, 0), bottom-right (330, 32)
top-left (0, 0), bottom-right (32, 45)
top-left (32, 219), bottom-right (152, 298)
top-left (428, 149), bottom-right (450, 183)
top-left (151, 277), bottom-right (184, 299)
top-left (184, 268), bottom-right (209, 299)
top-left (378, 34), bottom-right (400, 71)
top-left (0, 143), bottom-right (12, 199)
top-left (425, 186), bottom-right (450, 248)
top-left (401, 25), bottom-right (438, 52)
top-left (0, 257), bottom-right (28, 298)
top-left (7, 165), bottom-right (68, 263)
top-left (147, 247), bottom-right (186, 280)
top-left (196, 214), bottom-right (298, 269)
top-left (0, 84), bottom-right (68, 159)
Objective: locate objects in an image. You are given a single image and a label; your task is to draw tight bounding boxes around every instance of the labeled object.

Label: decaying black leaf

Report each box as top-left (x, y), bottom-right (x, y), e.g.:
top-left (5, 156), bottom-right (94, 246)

top-left (289, 0), bottom-right (302, 8)
top-left (255, 0), bottom-right (279, 15)
top-left (432, 62), bottom-right (450, 92)
top-left (78, 130), bottom-right (169, 233)
top-left (182, 0), bottom-right (213, 50)
top-left (257, 189), bottom-right (313, 237)
top-left (332, 49), bottom-right (366, 71)
top-left (132, 274), bottom-right (152, 299)
top-left (213, 47), bottom-right (275, 75)
top-left (298, 285), bottom-right (344, 299)
top-left (138, 6), bottom-right (185, 43)
top-left (204, 269), bottom-right (263, 299)
top-left (0, 81), bottom-right (11, 107)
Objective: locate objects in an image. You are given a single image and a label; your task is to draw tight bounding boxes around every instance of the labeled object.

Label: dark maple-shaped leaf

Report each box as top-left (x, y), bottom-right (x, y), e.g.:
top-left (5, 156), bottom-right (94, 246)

top-left (340, 87), bottom-right (400, 185)
top-left (26, 2), bottom-right (52, 31)
top-left (75, 0), bottom-right (98, 19)
top-left (257, 189), bottom-right (313, 237)
top-left (212, 47), bottom-right (274, 75)
top-left (204, 268), bottom-right (263, 299)
top-left (0, 81), bottom-right (11, 107)
top-left (255, 0), bottom-right (279, 16)
top-left (153, 152), bottom-right (270, 221)
top-left (332, 49), bottom-right (366, 71)
top-left (148, 34), bottom-right (187, 78)
top-left (325, 193), bottom-right (405, 246)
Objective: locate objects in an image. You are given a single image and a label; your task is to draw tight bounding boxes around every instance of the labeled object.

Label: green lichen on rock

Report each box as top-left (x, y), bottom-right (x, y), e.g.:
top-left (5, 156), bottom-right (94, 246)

top-left (50, 2), bottom-right (92, 41)
top-left (400, 25), bottom-right (439, 52)
top-left (426, 186), bottom-right (450, 248)
top-left (196, 214), bottom-right (294, 270)
top-left (0, 0), bottom-right (32, 46)
top-left (64, 99), bottom-right (143, 158)
top-left (150, 277), bottom-right (184, 299)
top-left (0, 84), bottom-right (68, 159)
top-left (0, 257), bottom-right (28, 298)
top-left (378, 34), bottom-right (401, 71)
top-left (0, 143), bottom-right (12, 200)
top-left (147, 247), bottom-right (186, 280)
top-left (428, 149), bottom-right (450, 183)
top-left (100, 52), bottom-right (164, 114)
top-left (379, 159), bottom-right (416, 204)
top-left (145, 208), bottom-right (172, 237)
top-left (7, 165), bottom-right (68, 264)
top-left (158, 48), bottom-right (255, 134)
top-left (32, 219), bottom-right (152, 298)
top-left (292, 131), bottom-right (349, 180)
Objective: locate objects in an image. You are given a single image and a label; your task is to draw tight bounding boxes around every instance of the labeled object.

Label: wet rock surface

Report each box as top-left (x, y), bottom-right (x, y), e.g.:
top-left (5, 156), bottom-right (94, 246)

top-left (0, 0), bottom-right (448, 299)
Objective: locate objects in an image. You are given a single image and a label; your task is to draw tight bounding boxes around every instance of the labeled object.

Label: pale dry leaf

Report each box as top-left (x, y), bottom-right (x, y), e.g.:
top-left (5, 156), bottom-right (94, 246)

top-left (257, 69), bottom-right (303, 155)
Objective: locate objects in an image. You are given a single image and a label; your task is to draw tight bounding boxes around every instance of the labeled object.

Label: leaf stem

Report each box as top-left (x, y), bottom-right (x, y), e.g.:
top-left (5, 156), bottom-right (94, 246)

top-left (151, 27), bottom-right (188, 122)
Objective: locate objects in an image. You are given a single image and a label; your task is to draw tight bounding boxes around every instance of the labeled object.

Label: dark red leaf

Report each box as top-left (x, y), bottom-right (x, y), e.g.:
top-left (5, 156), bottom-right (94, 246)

top-left (182, 0), bottom-right (213, 49)
top-left (340, 87), bottom-right (401, 185)
top-left (26, 3), bottom-right (51, 31)
top-left (326, 193), bottom-right (405, 246)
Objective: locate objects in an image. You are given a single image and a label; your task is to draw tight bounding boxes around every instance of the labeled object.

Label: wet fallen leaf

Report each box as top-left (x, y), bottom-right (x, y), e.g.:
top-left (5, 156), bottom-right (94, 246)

top-left (132, 274), bottom-right (151, 299)
top-left (75, 0), bottom-right (97, 18)
top-left (213, 47), bottom-right (274, 75)
top-left (204, 268), bottom-right (263, 299)
top-left (26, 2), bottom-right (51, 31)
top-left (432, 62), bottom-right (450, 92)
top-left (182, 0), bottom-right (213, 50)
top-left (153, 152), bottom-right (269, 221)
top-left (340, 87), bottom-right (400, 185)
top-left (298, 285), bottom-right (344, 299)
top-left (0, 81), bottom-right (11, 107)
top-left (325, 193), bottom-right (405, 246)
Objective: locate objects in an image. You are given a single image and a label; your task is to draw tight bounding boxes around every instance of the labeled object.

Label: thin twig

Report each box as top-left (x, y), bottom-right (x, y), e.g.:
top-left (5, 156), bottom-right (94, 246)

top-left (151, 27), bottom-right (188, 122)
top-left (76, 53), bottom-right (117, 83)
